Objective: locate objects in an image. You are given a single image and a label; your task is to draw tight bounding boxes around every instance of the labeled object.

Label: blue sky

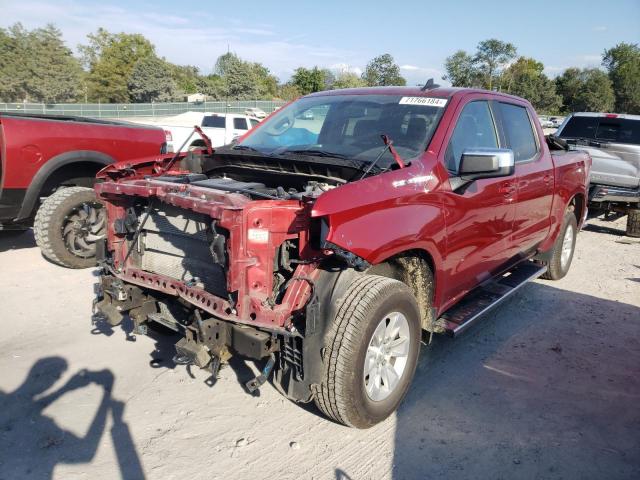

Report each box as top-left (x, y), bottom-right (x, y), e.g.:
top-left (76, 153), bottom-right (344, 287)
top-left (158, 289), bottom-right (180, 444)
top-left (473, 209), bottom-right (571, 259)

top-left (2, 0), bottom-right (639, 84)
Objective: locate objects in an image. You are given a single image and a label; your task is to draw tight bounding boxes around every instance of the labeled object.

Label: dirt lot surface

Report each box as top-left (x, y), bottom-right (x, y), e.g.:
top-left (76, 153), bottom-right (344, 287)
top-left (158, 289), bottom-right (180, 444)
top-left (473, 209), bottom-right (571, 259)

top-left (0, 215), bottom-right (638, 480)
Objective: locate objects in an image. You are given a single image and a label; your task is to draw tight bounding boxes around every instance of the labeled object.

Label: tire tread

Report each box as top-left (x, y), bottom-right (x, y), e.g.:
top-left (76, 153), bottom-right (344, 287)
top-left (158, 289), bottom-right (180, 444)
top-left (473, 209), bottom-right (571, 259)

top-left (33, 186), bottom-right (96, 268)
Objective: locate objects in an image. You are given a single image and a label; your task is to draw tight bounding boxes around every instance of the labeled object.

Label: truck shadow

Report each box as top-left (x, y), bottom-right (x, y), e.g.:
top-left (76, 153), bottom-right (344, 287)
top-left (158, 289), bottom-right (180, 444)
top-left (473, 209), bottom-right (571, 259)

top-left (0, 229), bottom-right (36, 252)
top-left (0, 356), bottom-right (145, 479)
top-left (392, 282), bottom-right (640, 480)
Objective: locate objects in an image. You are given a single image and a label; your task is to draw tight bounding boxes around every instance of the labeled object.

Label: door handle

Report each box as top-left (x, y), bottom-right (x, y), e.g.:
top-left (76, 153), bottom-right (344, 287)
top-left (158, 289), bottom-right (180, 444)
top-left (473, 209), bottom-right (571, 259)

top-left (543, 174), bottom-right (552, 184)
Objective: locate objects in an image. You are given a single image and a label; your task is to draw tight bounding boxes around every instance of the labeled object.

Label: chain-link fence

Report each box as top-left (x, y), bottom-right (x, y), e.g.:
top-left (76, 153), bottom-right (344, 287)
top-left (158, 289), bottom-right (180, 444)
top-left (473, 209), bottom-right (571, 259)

top-left (0, 100), bottom-right (287, 119)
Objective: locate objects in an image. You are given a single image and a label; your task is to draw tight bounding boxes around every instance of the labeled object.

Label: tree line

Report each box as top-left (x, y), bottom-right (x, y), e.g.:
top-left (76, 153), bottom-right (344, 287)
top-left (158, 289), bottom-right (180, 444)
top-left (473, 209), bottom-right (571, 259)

top-left (444, 39), bottom-right (639, 114)
top-left (0, 23), bottom-right (638, 115)
top-left (0, 23), bottom-right (405, 105)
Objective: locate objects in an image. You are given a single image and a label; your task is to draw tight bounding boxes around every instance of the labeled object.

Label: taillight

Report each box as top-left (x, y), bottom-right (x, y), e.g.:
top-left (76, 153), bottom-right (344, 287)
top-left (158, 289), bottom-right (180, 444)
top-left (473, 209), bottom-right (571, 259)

top-left (605, 114), bottom-right (618, 118)
top-left (164, 129), bottom-right (173, 141)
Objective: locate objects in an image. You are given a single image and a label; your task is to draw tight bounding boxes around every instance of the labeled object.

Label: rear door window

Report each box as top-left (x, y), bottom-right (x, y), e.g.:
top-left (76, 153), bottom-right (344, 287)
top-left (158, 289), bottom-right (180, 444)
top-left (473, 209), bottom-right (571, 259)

top-left (233, 118), bottom-right (248, 130)
top-left (497, 103), bottom-right (538, 162)
top-left (446, 101), bottom-right (499, 171)
top-left (202, 115), bottom-right (226, 128)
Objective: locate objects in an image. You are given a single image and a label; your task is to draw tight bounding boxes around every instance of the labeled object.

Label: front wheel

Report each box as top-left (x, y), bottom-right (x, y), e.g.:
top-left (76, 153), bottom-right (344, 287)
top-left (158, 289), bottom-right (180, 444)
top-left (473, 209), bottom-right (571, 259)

top-left (34, 186), bottom-right (106, 268)
top-left (313, 275), bottom-right (421, 428)
top-left (540, 210), bottom-right (577, 280)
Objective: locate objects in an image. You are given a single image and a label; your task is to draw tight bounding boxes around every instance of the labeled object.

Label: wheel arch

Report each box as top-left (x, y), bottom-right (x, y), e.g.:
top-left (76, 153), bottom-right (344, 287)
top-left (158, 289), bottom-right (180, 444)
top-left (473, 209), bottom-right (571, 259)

top-left (570, 192), bottom-right (586, 228)
top-left (17, 150), bottom-right (114, 220)
top-left (366, 247), bottom-right (438, 331)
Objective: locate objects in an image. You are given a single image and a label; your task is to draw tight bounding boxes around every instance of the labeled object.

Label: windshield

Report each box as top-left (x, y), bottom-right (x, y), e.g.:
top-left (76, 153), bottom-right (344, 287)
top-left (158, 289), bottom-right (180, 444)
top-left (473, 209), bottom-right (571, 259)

top-left (559, 116), bottom-right (640, 145)
top-left (236, 94), bottom-right (447, 167)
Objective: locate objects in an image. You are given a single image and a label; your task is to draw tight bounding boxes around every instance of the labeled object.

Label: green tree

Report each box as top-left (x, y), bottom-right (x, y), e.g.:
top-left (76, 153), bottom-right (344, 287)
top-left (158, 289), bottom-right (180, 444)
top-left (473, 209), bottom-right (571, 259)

top-left (0, 23), bottom-right (81, 102)
top-left (332, 71), bottom-right (367, 89)
top-left (501, 57), bottom-right (561, 113)
top-left (474, 39), bottom-right (517, 90)
top-left (214, 52), bottom-right (275, 100)
top-left (602, 42), bottom-right (640, 113)
top-left (0, 24), bottom-right (32, 102)
top-left (361, 54), bottom-right (406, 86)
top-left (555, 68), bottom-right (615, 113)
top-left (443, 50), bottom-right (479, 87)
top-left (128, 56), bottom-right (176, 102)
top-left (276, 83), bottom-right (301, 101)
top-left (322, 68), bottom-right (336, 90)
top-left (250, 62), bottom-right (278, 99)
top-left (290, 67), bottom-right (327, 95)
top-left (198, 74), bottom-right (225, 99)
top-left (79, 28), bottom-right (156, 102)
top-left (170, 64), bottom-right (201, 95)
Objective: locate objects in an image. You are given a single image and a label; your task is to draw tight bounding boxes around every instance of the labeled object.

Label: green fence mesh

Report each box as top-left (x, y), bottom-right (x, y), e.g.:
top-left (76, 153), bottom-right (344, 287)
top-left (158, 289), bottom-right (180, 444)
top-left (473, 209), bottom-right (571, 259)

top-left (0, 100), bottom-right (287, 119)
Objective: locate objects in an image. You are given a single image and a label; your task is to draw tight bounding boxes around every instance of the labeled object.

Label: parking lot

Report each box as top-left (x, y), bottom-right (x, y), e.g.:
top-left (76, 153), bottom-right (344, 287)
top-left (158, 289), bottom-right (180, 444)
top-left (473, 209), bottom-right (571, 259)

top-left (0, 214), bottom-right (638, 480)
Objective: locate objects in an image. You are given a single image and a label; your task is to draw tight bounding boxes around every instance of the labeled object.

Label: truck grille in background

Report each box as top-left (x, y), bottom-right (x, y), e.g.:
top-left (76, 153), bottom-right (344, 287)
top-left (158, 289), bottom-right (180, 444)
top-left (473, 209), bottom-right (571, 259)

top-left (137, 206), bottom-right (227, 298)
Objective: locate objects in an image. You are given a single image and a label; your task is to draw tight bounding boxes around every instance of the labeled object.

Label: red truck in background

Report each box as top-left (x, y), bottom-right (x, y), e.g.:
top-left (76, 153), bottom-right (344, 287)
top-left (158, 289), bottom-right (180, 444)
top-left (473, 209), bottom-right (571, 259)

top-left (0, 112), bottom-right (167, 267)
top-left (93, 86), bottom-right (591, 428)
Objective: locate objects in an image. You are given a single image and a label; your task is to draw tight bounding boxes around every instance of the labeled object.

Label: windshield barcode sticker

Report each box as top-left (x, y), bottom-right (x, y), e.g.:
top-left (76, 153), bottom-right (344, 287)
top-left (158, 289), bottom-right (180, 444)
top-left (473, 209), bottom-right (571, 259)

top-left (399, 97), bottom-right (448, 107)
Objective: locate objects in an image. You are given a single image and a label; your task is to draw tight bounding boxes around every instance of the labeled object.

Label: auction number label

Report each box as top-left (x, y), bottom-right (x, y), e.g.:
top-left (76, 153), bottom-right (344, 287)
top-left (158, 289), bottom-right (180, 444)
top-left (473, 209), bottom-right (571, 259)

top-left (399, 97), bottom-right (448, 107)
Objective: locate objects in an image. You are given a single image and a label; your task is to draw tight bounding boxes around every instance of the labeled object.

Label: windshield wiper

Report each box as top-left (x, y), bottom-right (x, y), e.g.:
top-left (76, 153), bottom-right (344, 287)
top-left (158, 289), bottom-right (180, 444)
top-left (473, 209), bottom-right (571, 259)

top-left (232, 145), bottom-right (262, 153)
top-left (275, 148), bottom-right (350, 160)
top-left (360, 135), bottom-right (406, 179)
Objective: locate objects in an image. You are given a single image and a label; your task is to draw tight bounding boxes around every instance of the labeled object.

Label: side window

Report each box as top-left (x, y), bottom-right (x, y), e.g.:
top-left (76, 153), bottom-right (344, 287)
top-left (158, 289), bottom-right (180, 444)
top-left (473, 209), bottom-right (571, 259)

top-left (446, 101), bottom-right (498, 171)
top-left (249, 119), bottom-right (260, 128)
top-left (233, 118), bottom-right (248, 130)
top-left (202, 115), bottom-right (225, 128)
top-left (497, 103), bottom-right (538, 162)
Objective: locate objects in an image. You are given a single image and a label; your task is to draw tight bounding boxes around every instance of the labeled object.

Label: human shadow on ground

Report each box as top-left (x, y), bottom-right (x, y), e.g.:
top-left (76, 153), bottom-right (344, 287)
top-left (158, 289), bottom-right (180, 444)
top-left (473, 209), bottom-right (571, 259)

top-left (0, 356), bottom-right (145, 479)
top-left (0, 229), bottom-right (36, 253)
top-left (392, 282), bottom-right (640, 480)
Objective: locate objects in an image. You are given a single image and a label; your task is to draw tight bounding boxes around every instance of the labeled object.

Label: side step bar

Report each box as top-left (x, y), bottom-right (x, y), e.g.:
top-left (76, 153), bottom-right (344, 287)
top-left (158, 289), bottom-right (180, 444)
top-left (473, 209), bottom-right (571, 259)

top-left (437, 262), bottom-right (547, 337)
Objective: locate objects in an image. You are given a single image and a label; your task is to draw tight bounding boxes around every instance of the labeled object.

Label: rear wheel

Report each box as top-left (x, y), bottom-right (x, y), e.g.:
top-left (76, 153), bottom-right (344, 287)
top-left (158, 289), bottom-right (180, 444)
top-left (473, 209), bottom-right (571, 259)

top-left (540, 210), bottom-right (577, 280)
top-left (34, 186), bottom-right (105, 268)
top-left (626, 208), bottom-right (640, 238)
top-left (313, 275), bottom-right (421, 428)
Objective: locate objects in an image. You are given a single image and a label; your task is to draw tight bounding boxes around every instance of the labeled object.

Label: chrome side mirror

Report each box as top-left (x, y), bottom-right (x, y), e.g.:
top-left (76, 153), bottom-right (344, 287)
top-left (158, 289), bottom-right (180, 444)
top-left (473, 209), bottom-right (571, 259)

top-left (459, 148), bottom-right (515, 180)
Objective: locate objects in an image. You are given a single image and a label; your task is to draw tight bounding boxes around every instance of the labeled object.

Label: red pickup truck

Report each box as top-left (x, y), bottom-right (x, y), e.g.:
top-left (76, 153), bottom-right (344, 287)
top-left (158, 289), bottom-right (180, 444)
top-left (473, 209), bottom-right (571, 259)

top-left (93, 86), bottom-right (591, 428)
top-left (0, 113), bottom-right (167, 267)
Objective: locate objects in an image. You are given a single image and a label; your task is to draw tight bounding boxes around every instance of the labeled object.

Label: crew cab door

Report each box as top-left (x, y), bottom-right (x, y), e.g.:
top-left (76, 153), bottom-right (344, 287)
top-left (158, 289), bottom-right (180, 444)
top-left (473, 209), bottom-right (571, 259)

top-left (495, 102), bottom-right (554, 250)
top-left (441, 98), bottom-right (517, 305)
top-left (229, 117), bottom-right (250, 143)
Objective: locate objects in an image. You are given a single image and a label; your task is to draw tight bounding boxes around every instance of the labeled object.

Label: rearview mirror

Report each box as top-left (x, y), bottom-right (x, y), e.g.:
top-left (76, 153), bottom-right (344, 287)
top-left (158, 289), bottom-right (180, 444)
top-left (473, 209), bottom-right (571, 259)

top-left (459, 148), bottom-right (514, 180)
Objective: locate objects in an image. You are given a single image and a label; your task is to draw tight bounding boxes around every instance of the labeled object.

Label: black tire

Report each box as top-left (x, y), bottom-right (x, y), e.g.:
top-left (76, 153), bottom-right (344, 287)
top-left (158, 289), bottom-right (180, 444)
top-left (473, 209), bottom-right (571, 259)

top-left (540, 210), bottom-right (577, 280)
top-left (312, 275), bottom-right (421, 428)
top-left (33, 186), bottom-right (105, 268)
top-left (626, 208), bottom-right (640, 238)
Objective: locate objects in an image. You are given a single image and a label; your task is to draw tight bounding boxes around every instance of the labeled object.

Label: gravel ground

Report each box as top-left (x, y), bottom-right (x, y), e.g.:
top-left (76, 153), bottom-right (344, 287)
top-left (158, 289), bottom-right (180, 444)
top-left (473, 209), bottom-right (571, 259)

top-left (0, 215), bottom-right (638, 480)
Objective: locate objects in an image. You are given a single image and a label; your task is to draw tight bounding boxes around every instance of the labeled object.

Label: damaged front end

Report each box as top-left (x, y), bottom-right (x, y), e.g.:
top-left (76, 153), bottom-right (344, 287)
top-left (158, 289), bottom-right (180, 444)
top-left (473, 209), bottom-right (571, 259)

top-left (92, 166), bottom-right (341, 399)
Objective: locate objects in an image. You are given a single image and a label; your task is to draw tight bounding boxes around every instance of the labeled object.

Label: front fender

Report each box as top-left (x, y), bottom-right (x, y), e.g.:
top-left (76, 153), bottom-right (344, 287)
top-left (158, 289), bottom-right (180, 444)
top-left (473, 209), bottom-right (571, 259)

top-left (311, 159), bottom-right (447, 268)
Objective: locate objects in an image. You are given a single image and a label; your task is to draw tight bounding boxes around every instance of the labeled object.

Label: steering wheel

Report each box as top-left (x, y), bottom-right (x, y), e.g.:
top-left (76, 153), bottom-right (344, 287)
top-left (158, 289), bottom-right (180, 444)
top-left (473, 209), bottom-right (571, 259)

top-left (351, 132), bottom-right (383, 148)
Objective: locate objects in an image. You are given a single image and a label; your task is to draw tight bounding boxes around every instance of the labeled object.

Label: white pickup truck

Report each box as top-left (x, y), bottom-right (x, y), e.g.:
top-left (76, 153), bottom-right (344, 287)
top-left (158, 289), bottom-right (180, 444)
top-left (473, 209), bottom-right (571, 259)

top-left (131, 112), bottom-right (261, 152)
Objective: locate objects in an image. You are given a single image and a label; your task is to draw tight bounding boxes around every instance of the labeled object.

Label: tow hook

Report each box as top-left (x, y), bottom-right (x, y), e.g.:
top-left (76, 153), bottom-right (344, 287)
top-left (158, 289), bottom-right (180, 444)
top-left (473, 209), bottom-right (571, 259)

top-left (246, 354), bottom-right (276, 393)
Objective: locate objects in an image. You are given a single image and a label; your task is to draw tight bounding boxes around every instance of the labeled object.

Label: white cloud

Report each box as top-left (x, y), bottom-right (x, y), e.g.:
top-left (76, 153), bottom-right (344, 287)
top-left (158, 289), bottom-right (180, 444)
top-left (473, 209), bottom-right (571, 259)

top-left (0, 0), bottom-right (360, 81)
top-left (400, 64), bottom-right (420, 71)
top-left (330, 63), bottom-right (363, 76)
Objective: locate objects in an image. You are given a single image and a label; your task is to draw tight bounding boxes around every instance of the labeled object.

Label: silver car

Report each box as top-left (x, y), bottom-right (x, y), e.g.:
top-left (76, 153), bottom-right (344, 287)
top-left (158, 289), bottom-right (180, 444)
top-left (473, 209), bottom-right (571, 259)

top-left (556, 112), bottom-right (640, 236)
